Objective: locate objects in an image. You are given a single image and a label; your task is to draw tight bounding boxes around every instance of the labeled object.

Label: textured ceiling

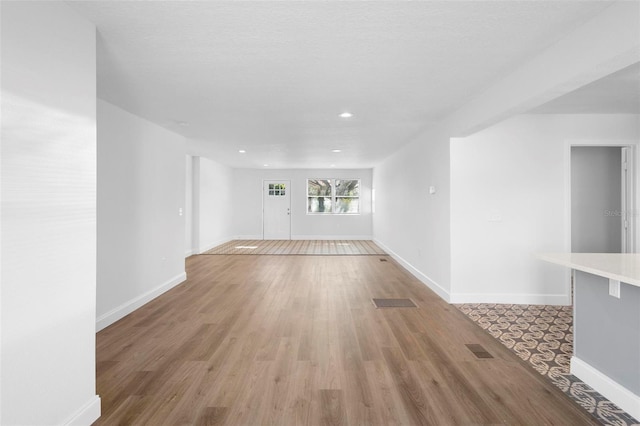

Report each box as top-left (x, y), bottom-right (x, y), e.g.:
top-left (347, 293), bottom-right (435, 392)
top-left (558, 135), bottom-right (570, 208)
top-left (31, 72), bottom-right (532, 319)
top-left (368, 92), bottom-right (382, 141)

top-left (68, 1), bottom-right (615, 168)
top-left (531, 62), bottom-right (640, 114)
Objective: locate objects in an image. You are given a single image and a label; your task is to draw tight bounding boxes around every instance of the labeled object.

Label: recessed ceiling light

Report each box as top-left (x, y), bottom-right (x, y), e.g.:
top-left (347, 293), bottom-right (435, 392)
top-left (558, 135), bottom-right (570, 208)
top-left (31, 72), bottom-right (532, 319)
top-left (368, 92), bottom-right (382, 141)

top-left (330, 164), bottom-right (336, 168)
top-left (332, 149), bottom-right (342, 153)
top-left (339, 112), bottom-right (353, 118)
top-left (263, 164), bottom-right (269, 167)
top-left (238, 149), bottom-right (246, 153)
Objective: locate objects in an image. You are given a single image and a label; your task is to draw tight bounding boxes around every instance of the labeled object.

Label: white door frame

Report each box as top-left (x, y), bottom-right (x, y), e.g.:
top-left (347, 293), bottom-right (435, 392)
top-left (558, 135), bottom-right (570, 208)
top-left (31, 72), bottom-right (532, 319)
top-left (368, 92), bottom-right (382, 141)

top-left (564, 139), bottom-right (639, 294)
top-left (621, 146), bottom-right (635, 253)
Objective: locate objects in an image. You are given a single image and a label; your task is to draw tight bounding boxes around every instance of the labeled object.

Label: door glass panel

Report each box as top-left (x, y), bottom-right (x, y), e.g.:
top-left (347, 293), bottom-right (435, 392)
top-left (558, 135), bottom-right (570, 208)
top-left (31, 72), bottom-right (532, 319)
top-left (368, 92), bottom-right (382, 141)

top-left (268, 183), bottom-right (286, 196)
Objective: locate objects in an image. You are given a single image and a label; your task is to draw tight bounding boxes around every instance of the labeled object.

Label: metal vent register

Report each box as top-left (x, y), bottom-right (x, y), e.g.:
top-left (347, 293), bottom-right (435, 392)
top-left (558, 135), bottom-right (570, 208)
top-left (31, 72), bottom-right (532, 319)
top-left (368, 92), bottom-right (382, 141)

top-left (372, 298), bottom-right (417, 308)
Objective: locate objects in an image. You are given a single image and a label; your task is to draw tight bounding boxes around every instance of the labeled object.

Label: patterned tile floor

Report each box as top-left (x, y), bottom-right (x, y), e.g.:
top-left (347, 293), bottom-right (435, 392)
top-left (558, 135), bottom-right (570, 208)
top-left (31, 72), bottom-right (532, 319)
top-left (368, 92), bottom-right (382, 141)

top-left (201, 239), bottom-right (387, 256)
top-left (456, 304), bottom-right (639, 426)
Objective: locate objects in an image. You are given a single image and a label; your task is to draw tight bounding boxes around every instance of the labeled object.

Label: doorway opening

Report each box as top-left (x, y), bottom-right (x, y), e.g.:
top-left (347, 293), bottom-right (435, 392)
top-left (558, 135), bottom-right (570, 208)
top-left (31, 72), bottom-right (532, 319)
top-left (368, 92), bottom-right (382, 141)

top-left (566, 140), bottom-right (638, 295)
top-left (570, 146), bottom-right (634, 253)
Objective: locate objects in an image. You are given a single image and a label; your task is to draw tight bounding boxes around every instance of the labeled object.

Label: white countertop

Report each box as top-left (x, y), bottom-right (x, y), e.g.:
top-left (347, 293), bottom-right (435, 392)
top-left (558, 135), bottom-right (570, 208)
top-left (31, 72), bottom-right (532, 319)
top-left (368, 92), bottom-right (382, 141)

top-left (538, 253), bottom-right (640, 288)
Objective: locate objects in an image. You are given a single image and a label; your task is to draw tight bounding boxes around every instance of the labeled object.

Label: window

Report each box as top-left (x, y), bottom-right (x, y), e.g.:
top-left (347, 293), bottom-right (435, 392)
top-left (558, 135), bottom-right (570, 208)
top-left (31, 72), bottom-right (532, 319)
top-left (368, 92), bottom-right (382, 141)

top-left (335, 179), bottom-right (359, 213)
top-left (268, 183), bottom-right (286, 196)
top-left (307, 178), bottom-right (360, 214)
top-left (307, 179), bottom-right (332, 213)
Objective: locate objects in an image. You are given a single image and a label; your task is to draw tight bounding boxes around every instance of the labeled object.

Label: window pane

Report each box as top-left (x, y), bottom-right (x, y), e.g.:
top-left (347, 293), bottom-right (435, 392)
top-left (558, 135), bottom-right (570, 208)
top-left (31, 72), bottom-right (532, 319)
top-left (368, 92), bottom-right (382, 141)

top-left (308, 197), bottom-right (332, 213)
top-left (335, 197), bottom-right (359, 213)
top-left (336, 179), bottom-right (359, 196)
top-left (308, 179), bottom-right (332, 196)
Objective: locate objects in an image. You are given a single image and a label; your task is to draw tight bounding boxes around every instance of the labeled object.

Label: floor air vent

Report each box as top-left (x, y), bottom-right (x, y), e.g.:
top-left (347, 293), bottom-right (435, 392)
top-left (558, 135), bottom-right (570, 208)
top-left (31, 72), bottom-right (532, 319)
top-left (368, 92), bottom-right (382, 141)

top-left (372, 298), bottom-right (417, 308)
top-left (465, 344), bottom-right (493, 359)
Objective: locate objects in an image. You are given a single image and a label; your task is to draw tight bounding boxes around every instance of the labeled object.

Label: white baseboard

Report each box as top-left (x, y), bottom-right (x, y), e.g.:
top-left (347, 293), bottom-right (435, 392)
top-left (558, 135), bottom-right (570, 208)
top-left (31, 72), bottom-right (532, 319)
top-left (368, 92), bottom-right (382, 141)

top-left (96, 272), bottom-right (187, 331)
top-left (374, 239), bottom-right (450, 302)
top-left (292, 235), bottom-right (373, 240)
top-left (449, 292), bottom-right (571, 305)
top-left (198, 237), bottom-right (233, 254)
top-left (571, 356), bottom-right (640, 420)
top-left (185, 249), bottom-right (194, 258)
top-left (63, 395), bottom-right (101, 426)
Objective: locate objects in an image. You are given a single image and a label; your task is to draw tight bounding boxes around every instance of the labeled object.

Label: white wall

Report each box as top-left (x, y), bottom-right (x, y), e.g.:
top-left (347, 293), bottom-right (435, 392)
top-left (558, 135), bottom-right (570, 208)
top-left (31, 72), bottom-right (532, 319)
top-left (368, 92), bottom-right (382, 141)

top-left (232, 168), bottom-right (373, 240)
top-left (185, 155), bottom-right (193, 256)
top-left (97, 99), bottom-right (186, 331)
top-left (196, 156), bottom-right (234, 252)
top-left (450, 114), bottom-right (640, 304)
top-left (1, 2), bottom-right (100, 424)
top-left (373, 125), bottom-right (452, 300)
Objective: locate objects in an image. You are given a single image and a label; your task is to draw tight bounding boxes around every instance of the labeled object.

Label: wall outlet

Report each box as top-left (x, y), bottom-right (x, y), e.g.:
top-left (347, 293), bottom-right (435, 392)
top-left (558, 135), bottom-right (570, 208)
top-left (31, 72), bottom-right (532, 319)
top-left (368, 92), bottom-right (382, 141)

top-left (487, 210), bottom-right (503, 222)
top-left (609, 279), bottom-right (621, 298)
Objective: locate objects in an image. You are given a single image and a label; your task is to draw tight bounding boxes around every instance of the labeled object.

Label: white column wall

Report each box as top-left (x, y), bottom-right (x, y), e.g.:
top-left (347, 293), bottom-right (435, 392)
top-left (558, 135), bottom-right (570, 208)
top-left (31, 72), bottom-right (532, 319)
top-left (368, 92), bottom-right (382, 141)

top-left (197, 156), bottom-right (234, 252)
top-left (185, 155), bottom-right (194, 256)
top-left (1, 2), bottom-right (100, 424)
top-left (96, 99), bottom-right (186, 331)
top-left (372, 125), bottom-right (452, 300)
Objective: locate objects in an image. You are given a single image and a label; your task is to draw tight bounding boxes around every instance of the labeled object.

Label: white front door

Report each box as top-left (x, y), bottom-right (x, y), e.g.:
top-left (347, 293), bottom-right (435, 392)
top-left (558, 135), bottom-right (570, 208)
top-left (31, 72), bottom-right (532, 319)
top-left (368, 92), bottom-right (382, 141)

top-left (263, 180), bottom-right (291, 240)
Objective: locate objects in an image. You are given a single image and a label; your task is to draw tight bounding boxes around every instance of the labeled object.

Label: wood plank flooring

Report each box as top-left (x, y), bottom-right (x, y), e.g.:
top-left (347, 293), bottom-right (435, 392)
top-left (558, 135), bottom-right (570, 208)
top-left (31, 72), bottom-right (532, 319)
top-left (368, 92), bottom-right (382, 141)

top-left (95, 255), bottom-right (599, 425)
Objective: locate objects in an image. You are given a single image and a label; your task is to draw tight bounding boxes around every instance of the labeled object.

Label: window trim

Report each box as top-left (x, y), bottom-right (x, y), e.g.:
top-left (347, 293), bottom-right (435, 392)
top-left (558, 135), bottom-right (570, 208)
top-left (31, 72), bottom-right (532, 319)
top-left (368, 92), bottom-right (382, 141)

top-left (307, 178), bottom-right (361, 215)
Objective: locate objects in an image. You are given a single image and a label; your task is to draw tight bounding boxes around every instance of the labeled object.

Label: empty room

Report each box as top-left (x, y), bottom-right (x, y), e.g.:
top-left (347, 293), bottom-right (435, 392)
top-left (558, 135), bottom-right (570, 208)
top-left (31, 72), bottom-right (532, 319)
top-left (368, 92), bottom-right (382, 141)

top-left (2, 1), bottom-right (639, 425)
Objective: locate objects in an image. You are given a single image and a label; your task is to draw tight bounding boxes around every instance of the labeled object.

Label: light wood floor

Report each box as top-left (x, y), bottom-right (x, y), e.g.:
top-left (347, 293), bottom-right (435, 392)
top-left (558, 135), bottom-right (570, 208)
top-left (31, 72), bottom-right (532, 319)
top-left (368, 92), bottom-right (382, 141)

top-left (95, 255), bottom-right (598, 425)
